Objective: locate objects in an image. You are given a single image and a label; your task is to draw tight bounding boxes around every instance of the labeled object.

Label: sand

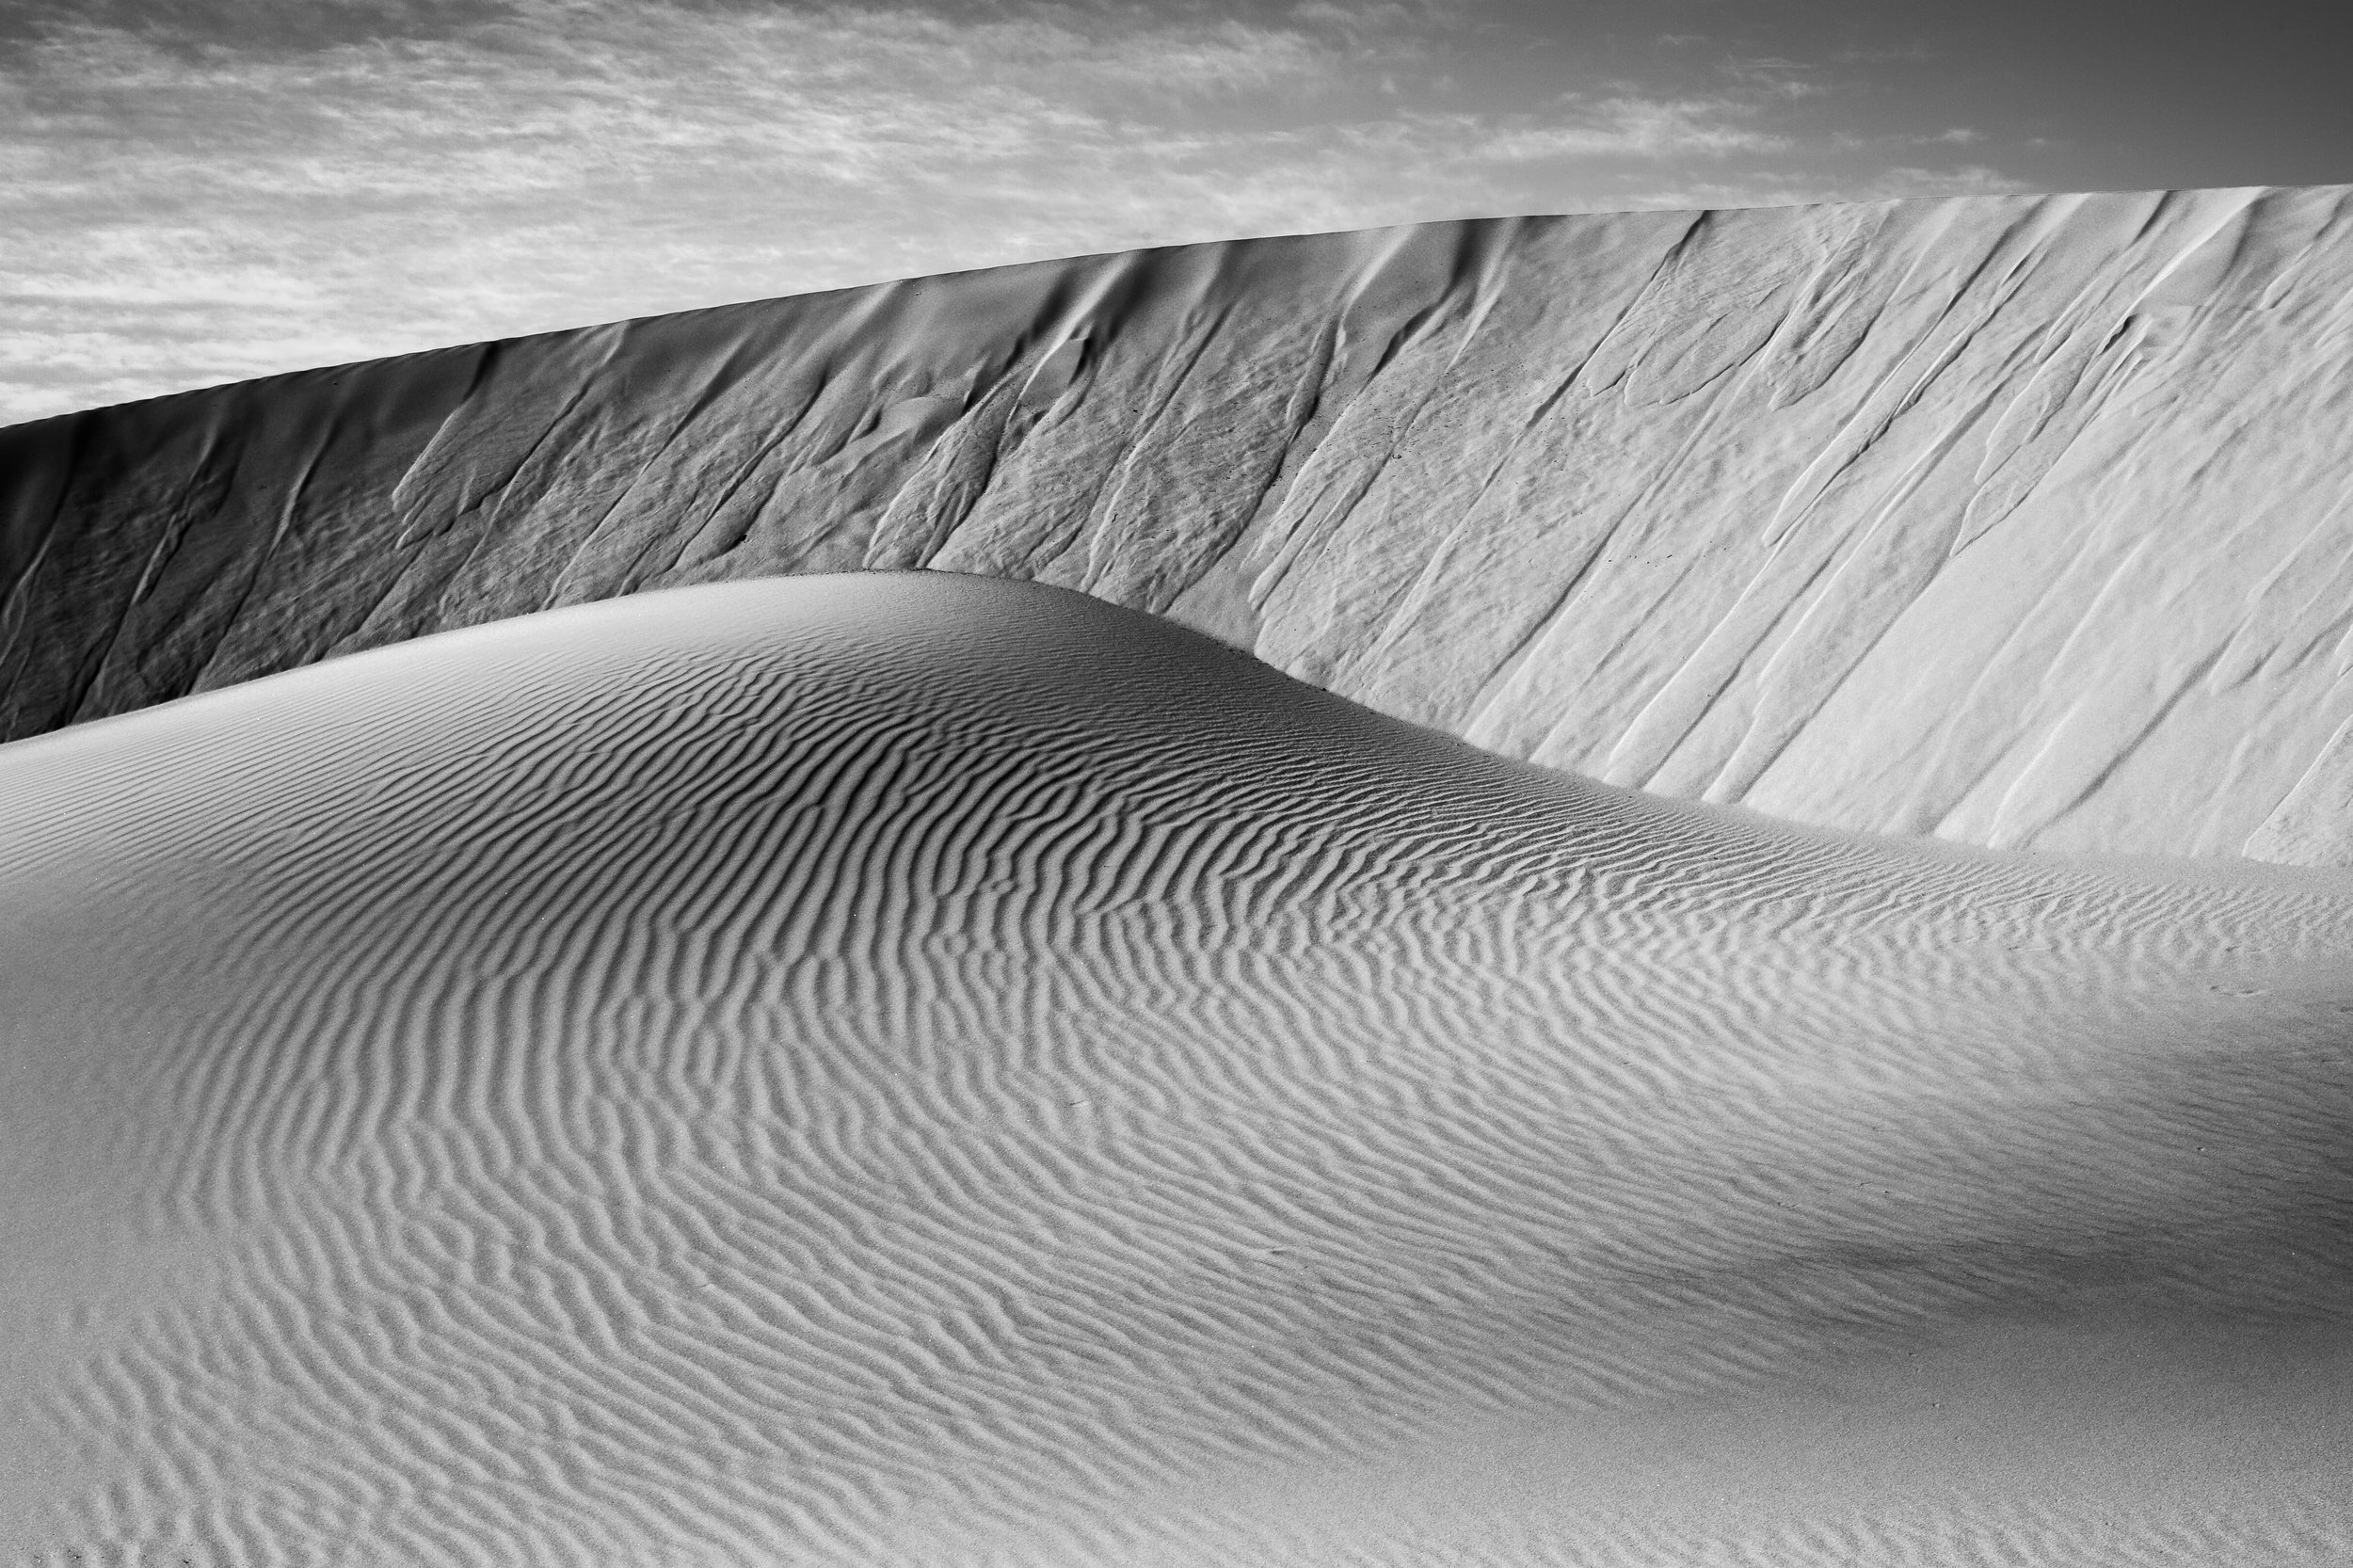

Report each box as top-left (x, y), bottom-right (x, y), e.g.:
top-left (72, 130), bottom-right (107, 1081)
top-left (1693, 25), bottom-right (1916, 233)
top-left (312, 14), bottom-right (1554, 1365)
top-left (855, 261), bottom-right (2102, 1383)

top-left (5, 186), bottom-right (2353, 859)
top-left (5, 572), bottom-right (2350, 1563)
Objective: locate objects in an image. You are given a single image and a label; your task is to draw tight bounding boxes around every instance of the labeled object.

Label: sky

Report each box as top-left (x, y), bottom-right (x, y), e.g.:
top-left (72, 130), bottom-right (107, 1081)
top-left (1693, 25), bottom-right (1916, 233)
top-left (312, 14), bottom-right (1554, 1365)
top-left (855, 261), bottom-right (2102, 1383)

top-left (2, 0), bottom-right (2348, 424)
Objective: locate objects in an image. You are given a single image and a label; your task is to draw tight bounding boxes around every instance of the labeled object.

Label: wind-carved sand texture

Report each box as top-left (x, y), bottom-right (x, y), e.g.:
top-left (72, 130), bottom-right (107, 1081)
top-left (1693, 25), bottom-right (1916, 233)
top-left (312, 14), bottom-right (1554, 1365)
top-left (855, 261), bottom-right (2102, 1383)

top-left (4, 575), bottom-right (2352, 1563)
top-left (5, 186), bottom-right (2353, 859)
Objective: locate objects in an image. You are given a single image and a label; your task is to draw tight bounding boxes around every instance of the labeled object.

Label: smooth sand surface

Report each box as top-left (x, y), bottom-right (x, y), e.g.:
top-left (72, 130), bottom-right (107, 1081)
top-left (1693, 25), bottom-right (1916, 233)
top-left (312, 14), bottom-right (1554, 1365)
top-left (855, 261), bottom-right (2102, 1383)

top-left (5, 573), bottom-right (2350, 1563)
top-left (6, 187), bottom-right (2353, 859)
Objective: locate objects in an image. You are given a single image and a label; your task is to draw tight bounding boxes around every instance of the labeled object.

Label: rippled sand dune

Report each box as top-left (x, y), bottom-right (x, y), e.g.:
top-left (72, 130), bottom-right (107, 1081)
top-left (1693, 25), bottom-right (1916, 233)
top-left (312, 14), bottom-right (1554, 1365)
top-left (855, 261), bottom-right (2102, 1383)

top-left (5, 572), bottom-right (2350, 1563)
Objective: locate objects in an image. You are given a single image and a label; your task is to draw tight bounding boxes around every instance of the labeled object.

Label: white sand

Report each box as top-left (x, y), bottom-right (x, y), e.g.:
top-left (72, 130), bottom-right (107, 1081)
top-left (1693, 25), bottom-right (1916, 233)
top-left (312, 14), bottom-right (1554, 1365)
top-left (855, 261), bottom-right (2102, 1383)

top-left (5, 573), bottom-right (2349, 1562)
top-left (6, 187), bottom-right (2353, 859)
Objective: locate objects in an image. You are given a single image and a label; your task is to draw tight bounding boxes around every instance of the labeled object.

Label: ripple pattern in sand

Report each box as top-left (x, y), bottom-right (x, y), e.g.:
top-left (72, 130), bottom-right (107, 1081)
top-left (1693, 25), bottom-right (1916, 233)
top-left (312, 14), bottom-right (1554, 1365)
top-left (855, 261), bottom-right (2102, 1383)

top-left (5, 574), bottom-right (2352, 1563)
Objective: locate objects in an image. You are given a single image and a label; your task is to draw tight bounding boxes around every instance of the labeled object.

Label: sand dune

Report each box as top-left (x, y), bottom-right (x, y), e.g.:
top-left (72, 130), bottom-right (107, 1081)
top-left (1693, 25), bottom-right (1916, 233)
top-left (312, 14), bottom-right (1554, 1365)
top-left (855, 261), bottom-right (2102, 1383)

top-left (6, 573), bottom-right (2350, 1562)
top-left (5, 187), bottom-right (2353, 859)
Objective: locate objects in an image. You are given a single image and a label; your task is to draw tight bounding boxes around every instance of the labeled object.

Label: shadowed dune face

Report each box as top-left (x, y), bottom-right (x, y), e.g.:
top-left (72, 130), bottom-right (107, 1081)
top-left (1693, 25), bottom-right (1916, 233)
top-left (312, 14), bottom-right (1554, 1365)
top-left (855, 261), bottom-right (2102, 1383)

top-left (4, 574), bottom-right (2351, 1563)
top-left (7, 188), bottom-right (2353, 859)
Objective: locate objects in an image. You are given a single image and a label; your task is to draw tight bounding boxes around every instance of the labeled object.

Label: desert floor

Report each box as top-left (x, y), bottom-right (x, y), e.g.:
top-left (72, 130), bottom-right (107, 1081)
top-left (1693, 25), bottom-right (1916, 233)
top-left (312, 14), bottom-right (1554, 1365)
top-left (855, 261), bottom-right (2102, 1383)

top-left (5, 573), bottom-right (2350, 1563)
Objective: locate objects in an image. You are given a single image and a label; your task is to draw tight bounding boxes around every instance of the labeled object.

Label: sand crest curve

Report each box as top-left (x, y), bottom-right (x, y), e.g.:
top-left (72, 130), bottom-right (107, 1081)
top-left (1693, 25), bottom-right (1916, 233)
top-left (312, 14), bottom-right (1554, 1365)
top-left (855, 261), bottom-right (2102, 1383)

top-left (5, 573), bottom-right (2351, 1563)
top-left (6, 187), bottom-right (2353, 857)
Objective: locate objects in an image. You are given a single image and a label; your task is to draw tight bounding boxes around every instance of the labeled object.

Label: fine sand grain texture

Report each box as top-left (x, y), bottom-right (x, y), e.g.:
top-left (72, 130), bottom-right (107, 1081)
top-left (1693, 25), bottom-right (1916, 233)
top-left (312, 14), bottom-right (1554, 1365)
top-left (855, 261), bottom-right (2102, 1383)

top-left (5, 187), bottom-right (2353, 859)
top-left (4, 573), bottom-right (2350, 1564)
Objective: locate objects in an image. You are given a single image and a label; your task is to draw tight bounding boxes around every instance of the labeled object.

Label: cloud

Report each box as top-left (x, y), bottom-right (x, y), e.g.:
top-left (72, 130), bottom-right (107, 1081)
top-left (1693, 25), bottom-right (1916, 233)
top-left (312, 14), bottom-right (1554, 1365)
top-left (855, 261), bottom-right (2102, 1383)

top-left (1481, 95), bottom-right (1790, 160)
top-left (0, 0), bottom-right (2023, 424)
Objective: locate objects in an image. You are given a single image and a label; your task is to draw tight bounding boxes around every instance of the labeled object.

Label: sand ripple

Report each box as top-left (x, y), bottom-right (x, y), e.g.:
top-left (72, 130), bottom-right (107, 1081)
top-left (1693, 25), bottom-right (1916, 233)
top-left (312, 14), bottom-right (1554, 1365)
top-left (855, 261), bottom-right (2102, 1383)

top-left (4, 573), bottom-right (2350, 1562)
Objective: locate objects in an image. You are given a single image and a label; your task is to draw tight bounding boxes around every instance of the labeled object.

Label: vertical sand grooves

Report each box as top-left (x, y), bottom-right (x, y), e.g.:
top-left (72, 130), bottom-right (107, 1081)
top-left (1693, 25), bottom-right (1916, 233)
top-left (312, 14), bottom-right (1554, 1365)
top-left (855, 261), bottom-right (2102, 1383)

top-left (8, 187), bottom-right (2353, 859)
top-left (4, 572), bottom-right (2352, 1563)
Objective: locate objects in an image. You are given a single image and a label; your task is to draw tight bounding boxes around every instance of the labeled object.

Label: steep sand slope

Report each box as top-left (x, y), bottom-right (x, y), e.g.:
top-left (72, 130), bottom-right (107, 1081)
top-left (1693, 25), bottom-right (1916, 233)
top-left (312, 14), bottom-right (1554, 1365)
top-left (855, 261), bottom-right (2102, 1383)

top-left (6, 573), bottom-right (2351, 1563)
top-left (5, 188), bottom-right (2353, 861)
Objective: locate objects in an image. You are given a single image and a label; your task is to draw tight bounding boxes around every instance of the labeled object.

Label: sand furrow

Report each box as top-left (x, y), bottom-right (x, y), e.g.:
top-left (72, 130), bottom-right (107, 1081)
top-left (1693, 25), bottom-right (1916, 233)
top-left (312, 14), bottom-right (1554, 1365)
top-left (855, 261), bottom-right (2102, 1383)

top-left (5, 572), bottom-right (2351, 1562)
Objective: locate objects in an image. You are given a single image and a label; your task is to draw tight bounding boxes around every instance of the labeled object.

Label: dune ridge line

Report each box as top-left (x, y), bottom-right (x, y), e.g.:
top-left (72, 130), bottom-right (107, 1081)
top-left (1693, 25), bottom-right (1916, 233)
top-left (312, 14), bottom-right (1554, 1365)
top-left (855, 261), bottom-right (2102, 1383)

top-left (6, 187), bottom-right (2353, 858)
top-left (4, 574), bottom-right (2351, 1560)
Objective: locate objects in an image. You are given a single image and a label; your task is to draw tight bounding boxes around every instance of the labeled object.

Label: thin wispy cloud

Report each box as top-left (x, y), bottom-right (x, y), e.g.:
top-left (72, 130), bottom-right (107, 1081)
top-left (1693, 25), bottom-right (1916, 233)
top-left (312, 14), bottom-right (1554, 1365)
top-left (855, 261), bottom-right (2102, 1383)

top-left (1478, 96), bottom-right (1791, 160)
top-left (1, 0), bottom-right (2036, 423)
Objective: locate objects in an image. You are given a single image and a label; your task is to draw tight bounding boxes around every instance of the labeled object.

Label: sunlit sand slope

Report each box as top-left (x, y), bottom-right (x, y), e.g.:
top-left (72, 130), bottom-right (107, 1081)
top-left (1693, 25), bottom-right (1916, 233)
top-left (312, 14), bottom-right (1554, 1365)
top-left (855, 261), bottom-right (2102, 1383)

top-left (5, 573), bottom-right (2351, 1563)
top-left (7, 187), bottom-right (2353, 858)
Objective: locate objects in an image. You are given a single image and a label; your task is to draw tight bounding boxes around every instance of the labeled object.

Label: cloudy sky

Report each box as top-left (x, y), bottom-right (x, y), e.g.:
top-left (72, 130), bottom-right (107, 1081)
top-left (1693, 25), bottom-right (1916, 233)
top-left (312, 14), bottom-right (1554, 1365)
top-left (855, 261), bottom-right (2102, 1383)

top-left (3, 0), bottom-right (2347, 424)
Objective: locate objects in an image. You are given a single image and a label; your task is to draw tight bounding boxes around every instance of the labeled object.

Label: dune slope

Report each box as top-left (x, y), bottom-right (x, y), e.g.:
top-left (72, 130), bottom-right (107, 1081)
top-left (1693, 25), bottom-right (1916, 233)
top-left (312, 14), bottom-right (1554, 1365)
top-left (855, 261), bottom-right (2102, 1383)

top-left (5, 573), bottom-right (2351, 1564)
top-left (6, 188), bottom-right (2353, 858)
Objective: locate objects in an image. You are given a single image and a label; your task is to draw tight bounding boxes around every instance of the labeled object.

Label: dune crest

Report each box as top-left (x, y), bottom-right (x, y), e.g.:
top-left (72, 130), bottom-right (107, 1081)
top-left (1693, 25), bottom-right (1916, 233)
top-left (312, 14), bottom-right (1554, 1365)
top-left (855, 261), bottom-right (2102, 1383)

top-left (5, 188), bottom-right (2353, 857)
top-left (5, 574), bottom-right (2351, 1562)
